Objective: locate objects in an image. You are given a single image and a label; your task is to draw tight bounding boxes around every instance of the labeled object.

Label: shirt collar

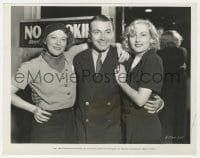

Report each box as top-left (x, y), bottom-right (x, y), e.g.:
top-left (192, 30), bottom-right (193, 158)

top-left (92, 48), bottom-right (109, 56)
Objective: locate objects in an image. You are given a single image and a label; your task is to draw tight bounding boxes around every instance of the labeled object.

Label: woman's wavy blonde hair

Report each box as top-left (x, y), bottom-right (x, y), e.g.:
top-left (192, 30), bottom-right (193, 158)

top-left (122, 19), bottom-right (160, 52)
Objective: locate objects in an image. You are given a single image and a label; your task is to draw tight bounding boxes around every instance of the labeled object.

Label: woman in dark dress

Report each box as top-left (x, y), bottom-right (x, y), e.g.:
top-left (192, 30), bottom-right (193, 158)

top-left (157, 30), bottom-right (188, 143)
top-left (115, 19), bottom-right (163, 143)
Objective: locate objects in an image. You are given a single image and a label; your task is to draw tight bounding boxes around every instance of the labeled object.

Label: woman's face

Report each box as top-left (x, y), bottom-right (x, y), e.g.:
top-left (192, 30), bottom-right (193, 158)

top-left (129, 23), bottom-right (152, 54)
top-left (45, 30), bottom-right (67, 56)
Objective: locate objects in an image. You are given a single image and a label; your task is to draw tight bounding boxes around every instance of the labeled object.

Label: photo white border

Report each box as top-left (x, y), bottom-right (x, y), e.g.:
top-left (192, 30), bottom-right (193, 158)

top-left (1, 0), bottom-right (199, 157)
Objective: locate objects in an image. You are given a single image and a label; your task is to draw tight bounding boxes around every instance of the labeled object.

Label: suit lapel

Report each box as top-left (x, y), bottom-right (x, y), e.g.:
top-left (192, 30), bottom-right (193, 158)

top-left (96, 47), bottom-right (118, 88)
top-left (99, 47), bottom-right (116, 75)
top-left (79, 49), bottom-right (95, 87)
top-left (82, 49), bottom-right (95, 74)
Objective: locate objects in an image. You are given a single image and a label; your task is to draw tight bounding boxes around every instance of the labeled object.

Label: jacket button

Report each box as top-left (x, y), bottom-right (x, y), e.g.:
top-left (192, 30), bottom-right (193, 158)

top-left (85, 102), bottom-right (90, 106)
top-left (67, 92), bottom-right (70, 95)
top-left (107, 102), bottom-right (111, 106)
top-left (86, 119), bottom-right (89, 122)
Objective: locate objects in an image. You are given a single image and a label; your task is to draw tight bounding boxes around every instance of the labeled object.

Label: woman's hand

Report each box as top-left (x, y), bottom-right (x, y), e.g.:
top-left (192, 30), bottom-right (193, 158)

top-left (115, 64), bottom-right (127, 85)
top-left (116, 43), bottom-right (130, 63)
top-left (33, 107), bottom-right (52, 123)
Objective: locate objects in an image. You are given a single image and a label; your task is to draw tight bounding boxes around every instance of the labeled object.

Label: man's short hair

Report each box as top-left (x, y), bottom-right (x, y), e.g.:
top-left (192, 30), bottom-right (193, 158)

top-left (89, 14), bottom-right (114, 30)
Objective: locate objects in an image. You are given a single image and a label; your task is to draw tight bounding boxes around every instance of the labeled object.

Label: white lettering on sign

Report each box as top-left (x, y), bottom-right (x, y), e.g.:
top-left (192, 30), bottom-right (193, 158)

top-left (66, 23), bottom-right (89, 38)
top-left (24, 23), bottom-right (89, 41)
top-left (33, 26), bottom-right (42, 38)
top-left (74, 24), bottom-right (81, 38)
top-left (82, 23), bottom-right (87, 38)
top-left (25, 25), bottom-right (42, 40)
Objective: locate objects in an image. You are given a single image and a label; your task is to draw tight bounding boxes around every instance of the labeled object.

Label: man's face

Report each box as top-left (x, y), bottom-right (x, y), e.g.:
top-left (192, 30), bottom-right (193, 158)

top-left (90, 21), bottom-right (114, 52)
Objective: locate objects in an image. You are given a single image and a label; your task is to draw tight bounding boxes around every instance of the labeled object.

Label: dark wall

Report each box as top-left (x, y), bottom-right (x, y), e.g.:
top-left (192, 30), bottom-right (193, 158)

top-left (41, 6), bottom-right (101, 18)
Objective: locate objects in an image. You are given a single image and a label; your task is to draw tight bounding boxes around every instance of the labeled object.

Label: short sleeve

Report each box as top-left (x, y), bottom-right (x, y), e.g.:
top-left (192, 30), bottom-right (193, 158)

top-left (139, 54), bottom-right (163, 93)
top-left (11, 62), bottom-right (31, 90)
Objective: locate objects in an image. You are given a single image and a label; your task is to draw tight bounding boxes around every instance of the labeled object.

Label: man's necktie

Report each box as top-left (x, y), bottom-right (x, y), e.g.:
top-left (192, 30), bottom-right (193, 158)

top-left (96, 53), bottom-right (102, 73)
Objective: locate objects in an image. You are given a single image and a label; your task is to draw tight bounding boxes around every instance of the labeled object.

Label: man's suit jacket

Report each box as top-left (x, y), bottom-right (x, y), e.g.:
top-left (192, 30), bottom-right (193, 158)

top-left (73, 46), bottom-right (122, 143)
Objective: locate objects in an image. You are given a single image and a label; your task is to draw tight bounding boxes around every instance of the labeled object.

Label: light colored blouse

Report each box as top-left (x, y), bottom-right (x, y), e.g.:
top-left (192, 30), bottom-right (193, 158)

top-left (12, 53), bottom-right (76, 111)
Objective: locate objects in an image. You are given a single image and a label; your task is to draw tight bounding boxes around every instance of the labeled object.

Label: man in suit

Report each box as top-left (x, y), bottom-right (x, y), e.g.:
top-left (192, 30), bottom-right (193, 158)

top-left (73, 15), bottom-right (163, 143)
